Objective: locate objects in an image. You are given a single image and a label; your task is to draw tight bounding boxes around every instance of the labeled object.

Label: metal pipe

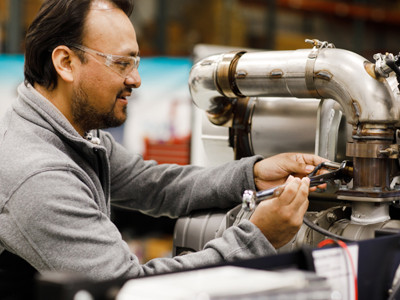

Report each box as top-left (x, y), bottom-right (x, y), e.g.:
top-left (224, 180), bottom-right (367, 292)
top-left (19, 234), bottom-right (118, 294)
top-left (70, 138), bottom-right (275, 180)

top-left (189, 47), bottom-right (400, 126)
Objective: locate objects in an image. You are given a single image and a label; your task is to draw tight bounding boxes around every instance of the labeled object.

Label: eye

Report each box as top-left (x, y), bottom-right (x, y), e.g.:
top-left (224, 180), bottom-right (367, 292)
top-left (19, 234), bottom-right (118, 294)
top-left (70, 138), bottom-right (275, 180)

top-left (114, 59), bottom-right (132, 71)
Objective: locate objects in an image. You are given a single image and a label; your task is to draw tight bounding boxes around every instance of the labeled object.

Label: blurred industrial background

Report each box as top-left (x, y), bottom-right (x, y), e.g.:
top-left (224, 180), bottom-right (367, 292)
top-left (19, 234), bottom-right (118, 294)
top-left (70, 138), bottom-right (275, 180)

top-left (1, 0), bottom-right (400, 57)
top-left (2, 0), bottom-right (400, 263)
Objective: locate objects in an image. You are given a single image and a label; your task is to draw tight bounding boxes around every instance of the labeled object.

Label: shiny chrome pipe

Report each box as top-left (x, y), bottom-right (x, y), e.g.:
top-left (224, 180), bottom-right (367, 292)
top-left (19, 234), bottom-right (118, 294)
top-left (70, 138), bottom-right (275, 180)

top-left (189, 48), bottom-right (400, 126)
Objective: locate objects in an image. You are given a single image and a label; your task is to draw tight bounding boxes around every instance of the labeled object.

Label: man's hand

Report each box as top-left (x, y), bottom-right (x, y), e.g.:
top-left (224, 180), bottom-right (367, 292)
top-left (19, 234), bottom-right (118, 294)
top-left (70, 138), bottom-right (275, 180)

top-left (253, 153), bottom-right (328, 191)
top-left (250, 152), bottom-right (328, 248)
top-left (249, 176), bottom-right (310, 249)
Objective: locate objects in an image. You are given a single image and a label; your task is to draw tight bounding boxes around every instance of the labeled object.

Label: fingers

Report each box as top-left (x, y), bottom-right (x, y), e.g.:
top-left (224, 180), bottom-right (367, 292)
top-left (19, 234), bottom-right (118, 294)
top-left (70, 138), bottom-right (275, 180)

top-left (309, 182), bottom-right (328, 192)
top-left (284, 153), bottom-right (329, 177)
top-left (282, 156), bottom-right (309, 176)
top-left (298, 153), bottom-right (329, 166)
top-left (253, 152), bottom-right (328, 191)
top-left (278, 176), bottom-right (310, 207)
top-left (250, 176), bottom-right (310, 249)
top-left (296, 177), bottom-right (311, 214)
top-left (278, 176), bottom-right (309, 228)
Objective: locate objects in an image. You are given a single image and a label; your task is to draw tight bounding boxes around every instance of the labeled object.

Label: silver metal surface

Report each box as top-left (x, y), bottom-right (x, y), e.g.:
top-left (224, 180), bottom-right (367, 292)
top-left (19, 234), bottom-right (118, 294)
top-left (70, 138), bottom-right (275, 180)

top-left (189, 47), bottom-right (400, 126)
top-left (330, 218), bottom-right (400, 241)
top-left (315, 99), bottom-right (351, 162)
top-left (250, 97), bottom-right (319, 157)
top-left (336, 195), bottom-right (400, 203)
top-left (350, 202), bottom-right (390, 224)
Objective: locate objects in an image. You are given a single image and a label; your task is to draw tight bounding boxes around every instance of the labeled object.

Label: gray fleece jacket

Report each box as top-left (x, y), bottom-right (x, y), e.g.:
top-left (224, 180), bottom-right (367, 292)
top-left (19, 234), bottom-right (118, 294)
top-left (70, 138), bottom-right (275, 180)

top-left (0, 83), bottom-right (276, 281)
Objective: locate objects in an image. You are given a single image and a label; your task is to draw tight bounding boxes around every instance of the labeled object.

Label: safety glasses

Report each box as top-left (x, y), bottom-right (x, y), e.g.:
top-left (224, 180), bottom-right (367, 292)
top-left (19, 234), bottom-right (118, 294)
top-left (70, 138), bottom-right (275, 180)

top-left (70, 44), bottom-right (140, 78)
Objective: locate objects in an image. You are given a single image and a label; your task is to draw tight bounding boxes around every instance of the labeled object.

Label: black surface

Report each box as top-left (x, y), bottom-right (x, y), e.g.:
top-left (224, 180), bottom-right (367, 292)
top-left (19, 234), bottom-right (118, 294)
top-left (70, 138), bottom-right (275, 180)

top-left (0, 250), bottom-right (37, 300)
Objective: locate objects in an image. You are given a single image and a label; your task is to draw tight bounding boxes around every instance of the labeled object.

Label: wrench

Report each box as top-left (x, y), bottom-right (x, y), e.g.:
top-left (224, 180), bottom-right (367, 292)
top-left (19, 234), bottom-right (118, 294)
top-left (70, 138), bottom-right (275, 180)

top-left (242, 160), bottom-right (353, 211)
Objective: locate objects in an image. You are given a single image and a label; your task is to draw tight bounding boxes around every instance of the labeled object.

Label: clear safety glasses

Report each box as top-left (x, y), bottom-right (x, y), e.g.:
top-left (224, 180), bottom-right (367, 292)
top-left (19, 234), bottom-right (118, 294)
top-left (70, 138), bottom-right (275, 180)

top-left (70, 44), bottom-right (140, 78)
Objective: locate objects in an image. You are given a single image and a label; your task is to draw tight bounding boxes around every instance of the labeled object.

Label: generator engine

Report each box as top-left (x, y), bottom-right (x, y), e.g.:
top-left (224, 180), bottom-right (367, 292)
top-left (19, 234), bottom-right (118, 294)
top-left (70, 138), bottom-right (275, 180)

top-left (173, 40), bottom-right (400, 254)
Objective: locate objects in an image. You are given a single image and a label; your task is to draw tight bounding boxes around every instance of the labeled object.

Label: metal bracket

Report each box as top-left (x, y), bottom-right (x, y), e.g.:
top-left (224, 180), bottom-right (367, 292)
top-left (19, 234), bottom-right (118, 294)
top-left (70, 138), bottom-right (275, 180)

top-left (304, 39), bottom-right (335, 97)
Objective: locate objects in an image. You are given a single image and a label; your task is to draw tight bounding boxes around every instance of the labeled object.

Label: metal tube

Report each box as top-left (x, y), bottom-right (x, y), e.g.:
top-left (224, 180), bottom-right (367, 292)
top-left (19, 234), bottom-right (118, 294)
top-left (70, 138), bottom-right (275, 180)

top-left (189, 47), bottom-right (400, 126)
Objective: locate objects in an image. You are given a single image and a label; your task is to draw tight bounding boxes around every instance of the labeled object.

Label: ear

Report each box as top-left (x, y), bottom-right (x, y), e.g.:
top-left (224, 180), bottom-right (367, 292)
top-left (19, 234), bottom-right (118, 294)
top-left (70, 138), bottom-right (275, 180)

top-left (51, 45), bottom-right (76, 83)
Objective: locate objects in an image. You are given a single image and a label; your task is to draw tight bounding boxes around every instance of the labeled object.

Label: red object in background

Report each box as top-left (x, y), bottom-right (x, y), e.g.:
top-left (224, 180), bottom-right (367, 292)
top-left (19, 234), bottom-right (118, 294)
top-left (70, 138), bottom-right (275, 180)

top-left (143, 135), bottom-right (191, 165)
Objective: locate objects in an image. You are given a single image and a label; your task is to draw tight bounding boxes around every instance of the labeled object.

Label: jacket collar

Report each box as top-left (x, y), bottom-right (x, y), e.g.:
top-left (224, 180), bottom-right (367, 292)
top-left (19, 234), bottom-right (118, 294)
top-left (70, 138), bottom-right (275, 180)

top-left (16, 82), bottom-right (103, 149)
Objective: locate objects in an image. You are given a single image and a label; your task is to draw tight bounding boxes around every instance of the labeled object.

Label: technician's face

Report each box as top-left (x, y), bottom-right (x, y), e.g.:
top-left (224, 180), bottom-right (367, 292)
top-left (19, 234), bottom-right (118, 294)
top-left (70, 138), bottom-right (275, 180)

top-left (72, 2), bottom-right (141, 133)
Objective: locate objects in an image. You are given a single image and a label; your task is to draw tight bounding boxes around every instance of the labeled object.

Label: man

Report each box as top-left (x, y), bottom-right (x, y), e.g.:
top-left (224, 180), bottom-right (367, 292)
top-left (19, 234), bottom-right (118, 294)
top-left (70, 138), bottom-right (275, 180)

top-left (0, 0), bottom-right (326, 283)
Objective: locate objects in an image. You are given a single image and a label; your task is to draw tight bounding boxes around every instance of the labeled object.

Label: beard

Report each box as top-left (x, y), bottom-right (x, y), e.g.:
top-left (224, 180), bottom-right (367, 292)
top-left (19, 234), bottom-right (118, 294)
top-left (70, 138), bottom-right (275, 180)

top-left (71, 82), bottom-right (127, 133)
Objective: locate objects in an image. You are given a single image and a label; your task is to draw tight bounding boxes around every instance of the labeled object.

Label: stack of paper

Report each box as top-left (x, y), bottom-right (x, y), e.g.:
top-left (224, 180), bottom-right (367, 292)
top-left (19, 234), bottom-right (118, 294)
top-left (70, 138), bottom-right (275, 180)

top-left (117, 266), bottom-right (332, 300)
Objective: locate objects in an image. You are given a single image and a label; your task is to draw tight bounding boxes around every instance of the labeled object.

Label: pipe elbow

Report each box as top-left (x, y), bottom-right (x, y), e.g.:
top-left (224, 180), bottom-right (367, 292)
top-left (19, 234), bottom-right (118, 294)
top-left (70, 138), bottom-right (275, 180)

top-left (189, 54), bottom-right (221, 111)
top-left (312, 48), bottom-right (399, 125)
top-left (188, 47), bottom-right (400, 127)
top-left (189, 51), bottom-right (246, 126)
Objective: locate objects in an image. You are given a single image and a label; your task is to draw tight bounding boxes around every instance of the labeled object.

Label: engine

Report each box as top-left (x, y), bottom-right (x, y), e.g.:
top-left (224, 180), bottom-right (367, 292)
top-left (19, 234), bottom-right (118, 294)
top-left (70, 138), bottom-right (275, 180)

top-left (173, 39), bottom-right (400, 255)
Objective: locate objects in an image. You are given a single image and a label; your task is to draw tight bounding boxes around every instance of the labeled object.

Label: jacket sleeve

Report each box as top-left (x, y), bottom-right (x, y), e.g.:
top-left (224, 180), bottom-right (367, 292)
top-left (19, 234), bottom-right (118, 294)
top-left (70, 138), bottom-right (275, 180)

top-left (103, 131), bottom-right (263, 218)
top-left (0, 168), bottom-right (276, 281)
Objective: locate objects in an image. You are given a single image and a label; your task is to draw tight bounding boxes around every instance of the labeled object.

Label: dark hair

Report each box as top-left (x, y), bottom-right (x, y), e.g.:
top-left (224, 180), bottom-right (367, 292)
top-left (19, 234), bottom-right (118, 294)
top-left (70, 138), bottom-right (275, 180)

top-left (24, 0), bottom-right (134, 90)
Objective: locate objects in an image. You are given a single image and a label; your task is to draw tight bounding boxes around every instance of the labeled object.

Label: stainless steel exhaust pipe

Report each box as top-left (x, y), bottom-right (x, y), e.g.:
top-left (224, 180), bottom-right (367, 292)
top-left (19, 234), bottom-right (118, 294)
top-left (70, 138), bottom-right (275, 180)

top-left (189, 47), bottom-right (400, 126)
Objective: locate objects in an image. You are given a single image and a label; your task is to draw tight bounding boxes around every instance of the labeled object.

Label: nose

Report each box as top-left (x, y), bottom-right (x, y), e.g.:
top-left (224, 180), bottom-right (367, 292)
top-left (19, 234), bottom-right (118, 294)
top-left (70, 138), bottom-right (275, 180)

top-left (125, 68), bottom-right (141, 88)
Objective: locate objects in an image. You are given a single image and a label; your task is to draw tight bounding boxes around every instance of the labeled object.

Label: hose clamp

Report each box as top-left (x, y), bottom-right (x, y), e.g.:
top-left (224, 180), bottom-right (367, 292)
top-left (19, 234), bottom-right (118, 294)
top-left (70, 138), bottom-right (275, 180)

top-left (305, 39), bottom-right (335, 97)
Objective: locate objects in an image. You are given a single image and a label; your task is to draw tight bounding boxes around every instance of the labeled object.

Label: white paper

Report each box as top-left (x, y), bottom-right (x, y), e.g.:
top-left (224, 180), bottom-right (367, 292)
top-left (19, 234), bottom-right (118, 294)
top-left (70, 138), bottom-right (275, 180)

top-left (116, 266), bottom-right (309, 300)
top-left (312, 244), bottom-right (359, 300)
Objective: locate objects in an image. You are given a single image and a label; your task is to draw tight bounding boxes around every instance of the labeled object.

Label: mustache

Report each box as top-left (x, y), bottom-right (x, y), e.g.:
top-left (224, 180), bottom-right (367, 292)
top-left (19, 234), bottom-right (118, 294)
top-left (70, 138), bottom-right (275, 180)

top-left (117, 88), bottom-right (132, 98)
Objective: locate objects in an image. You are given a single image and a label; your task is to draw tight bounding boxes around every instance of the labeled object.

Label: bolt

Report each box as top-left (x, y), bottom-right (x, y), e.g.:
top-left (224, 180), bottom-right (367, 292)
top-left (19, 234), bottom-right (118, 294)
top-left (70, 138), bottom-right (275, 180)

top-left (326, 212), bottom-right (338, 223)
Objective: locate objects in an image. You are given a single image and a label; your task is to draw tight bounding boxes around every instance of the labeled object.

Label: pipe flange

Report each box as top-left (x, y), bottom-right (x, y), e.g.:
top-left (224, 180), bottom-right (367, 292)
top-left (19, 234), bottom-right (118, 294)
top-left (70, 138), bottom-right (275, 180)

top-left (216, 51), bottom-right (246, 98)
